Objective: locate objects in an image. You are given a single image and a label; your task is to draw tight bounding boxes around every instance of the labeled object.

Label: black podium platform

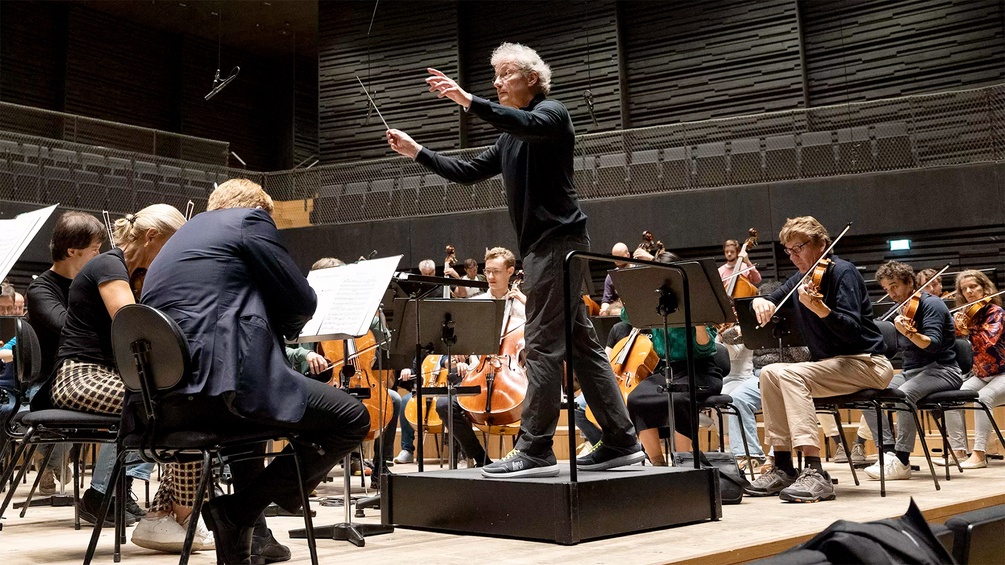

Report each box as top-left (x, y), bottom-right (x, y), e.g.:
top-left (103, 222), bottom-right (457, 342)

top-left (381, 465), bottom-right (721, 545)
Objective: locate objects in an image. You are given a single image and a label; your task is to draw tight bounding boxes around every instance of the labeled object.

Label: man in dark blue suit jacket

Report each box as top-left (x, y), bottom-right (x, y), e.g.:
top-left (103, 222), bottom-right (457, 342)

top-left (143, 179), bottom-right (370, 564)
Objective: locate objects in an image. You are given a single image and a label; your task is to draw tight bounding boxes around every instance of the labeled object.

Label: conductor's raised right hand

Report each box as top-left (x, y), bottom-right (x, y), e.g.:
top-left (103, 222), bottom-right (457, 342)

top-left (387, 129), bottom-right (421, 159)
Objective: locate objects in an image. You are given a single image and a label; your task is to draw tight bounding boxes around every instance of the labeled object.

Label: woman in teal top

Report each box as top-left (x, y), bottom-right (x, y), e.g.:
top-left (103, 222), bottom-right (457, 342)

top-left (620, 308), bottom-right (724, 465)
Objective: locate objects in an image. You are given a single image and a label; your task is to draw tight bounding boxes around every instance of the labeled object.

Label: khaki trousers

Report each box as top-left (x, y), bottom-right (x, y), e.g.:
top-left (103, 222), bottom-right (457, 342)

top-left (760, 354), bottom-right (893, 450)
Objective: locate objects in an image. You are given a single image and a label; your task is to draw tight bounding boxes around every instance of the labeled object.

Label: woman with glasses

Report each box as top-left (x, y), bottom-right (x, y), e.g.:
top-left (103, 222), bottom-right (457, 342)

top-left (744, 216), bottom-right (894, 503)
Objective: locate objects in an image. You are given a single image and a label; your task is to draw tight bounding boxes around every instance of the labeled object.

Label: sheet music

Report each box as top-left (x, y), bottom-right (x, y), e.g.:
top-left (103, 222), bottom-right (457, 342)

top-left (0, 204), bottom-right (58, 284)
top-left (297, 255), bottom-right (402, 342)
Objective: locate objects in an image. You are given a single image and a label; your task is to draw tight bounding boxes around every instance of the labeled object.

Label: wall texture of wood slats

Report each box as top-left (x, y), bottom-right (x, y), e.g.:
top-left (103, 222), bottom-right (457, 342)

top-left (621, 0), bottom-right (805, 127)
top-left (317, 1), bottom-right (460, 162)
top-left (801, 0), bottom-right (1005, 106)
top-left (459, 0), bottom-right (622, 147)
top-left (0, 1), bottom-right (63, 112)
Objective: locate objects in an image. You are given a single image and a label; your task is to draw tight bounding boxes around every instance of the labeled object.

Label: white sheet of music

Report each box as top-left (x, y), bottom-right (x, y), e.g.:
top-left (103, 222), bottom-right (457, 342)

top-left (0, 204), bottom-right (58, 283)
top-left (297, 254), bottom-right (402, 342)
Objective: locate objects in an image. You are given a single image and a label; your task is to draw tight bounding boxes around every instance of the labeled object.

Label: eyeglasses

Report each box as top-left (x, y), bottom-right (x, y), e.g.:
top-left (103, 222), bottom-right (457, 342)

top-left (493, 69), bottom-right (520, 83)
top-left (484, 269), bottom-right (506, 276)
top-left (783, 241), bottom-right (811, 256)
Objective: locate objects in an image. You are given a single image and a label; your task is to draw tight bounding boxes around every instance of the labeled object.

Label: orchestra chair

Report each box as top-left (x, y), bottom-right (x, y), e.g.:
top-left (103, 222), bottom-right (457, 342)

top-left (916, 338), bottom-right (1005, 480)
top-left (944, 504), bottom-right (1005, 565)
top-left (697, 346), bottom-right (758, 479)
top-left (476, 421), bottom-right (520, 459)
top-left (85, 304), bottom-right (319, 565)
top-left (814, 320), bottom-right (941, 497)
top-left (0, 318), bottom-right (121, 532)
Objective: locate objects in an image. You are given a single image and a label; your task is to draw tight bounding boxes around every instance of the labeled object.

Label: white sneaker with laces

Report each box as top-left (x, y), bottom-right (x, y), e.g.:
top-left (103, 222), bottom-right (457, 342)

top-left (132, 514), bottom-right (204, 553)
top-left (864, 452), bottom-right (912, 480)
top-left (393, 449), bottom-right (414, 464)
top-left (182, 513), bottom-right (215, 550)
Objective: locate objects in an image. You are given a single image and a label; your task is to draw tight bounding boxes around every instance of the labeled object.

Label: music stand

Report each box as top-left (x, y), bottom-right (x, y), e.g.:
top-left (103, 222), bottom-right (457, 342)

top-left (610, 259), bottom-right (733, 464)
top-left (391, 298), bottom-right (503, 471)
top-left (733, 296), bottom-right (804, 350)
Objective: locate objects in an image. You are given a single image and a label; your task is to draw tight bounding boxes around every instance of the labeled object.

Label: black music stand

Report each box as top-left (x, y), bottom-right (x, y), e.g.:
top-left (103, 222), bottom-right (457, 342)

top-left (391, 298), bottom-right (503, 471)
top-left (611, 259), bottom-right (733, 462)
top-left (733, 296), bottom-right (804, 351)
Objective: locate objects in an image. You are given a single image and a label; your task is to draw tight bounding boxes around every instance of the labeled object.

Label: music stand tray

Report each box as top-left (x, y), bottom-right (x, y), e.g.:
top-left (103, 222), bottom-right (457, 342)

top-left (610, 259), bottom-right (733, 329)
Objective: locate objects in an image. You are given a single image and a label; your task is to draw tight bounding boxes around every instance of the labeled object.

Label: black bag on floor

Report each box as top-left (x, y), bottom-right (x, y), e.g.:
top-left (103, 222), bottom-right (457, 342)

top-left (673, 450), bottom-right (749, 505)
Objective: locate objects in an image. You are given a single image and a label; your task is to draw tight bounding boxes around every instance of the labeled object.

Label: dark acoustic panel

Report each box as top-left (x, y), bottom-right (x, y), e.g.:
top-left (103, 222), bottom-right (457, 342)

top-left (0, 2), bottom-right (62, 111)
top-left (459, 0), bottom-right (622, 147)
top-left (801, 0), bottom-right (1005, 106)
top-left (318, 1), bottom-right (460, 164)
top-left (622, 0), bottom-right (805, 127)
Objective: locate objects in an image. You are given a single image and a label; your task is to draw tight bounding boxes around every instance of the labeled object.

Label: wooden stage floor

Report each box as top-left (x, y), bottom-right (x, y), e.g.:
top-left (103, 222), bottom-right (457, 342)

top-left (1, 457), bottom-right (1002, 565)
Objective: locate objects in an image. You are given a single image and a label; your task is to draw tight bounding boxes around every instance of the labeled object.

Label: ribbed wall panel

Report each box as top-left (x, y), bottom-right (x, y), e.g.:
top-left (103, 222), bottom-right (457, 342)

top-left (622, 0), bottom-right (805, 127)
top-left (318, 1), bottom-right (460, 163)
top-left (459, 0), bottom-right (622, 147)
top-left (801, 0), bottom-right (1005, 106)
top-left (0, 1), bottom-right (61, 111)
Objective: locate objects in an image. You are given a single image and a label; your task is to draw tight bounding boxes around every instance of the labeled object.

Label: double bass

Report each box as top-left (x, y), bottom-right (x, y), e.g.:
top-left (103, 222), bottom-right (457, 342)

top-left (458, 273), bottom-right (528, 426)
top-left (723, 228), bottom-right (759, 299)
top-left (319, 333), bottom-right (394, 440)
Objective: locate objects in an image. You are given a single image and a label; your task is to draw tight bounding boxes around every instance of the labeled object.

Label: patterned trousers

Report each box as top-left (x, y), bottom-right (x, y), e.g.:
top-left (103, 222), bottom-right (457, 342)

top-left (52, 359), bottom-right (202, 510)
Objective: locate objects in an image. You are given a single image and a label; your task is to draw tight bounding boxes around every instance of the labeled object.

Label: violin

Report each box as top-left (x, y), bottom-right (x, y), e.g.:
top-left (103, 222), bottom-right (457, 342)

top-left (129, 268), bottom-right (147, 301)
top-left (458, 272), bottom-right (528, 426)
top-left (319, 333), bottom-right (394, 440)
top-left (950, 289), bottom-right (1005, 331)
top-left (724, 228), bottom-right (759, 299)
top-left (403, 354), bottom-right (446, 433)
top-left (804, 259), bottom-right (833, 300)
top-left (585, 327), bottom-right (659, 427)
top-left (880, 264), bottom-right (951, 329)
top-left (763, 223), bottom-right (851, 326)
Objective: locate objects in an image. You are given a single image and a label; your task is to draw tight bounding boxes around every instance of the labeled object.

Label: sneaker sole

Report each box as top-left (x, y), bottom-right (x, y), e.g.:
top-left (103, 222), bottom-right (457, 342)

top-left (742, 488), bottom-right (785, 497)
top-left (779, 491), bottom-right (836, 503)
top-left (480, 464), bottom-right (560, 479)
top-left (131, 536), bottom-right (205, 553)
top-left (863, 470), bottom-right (912, 480)
top-left (577, 450), bottom-right (647, 471)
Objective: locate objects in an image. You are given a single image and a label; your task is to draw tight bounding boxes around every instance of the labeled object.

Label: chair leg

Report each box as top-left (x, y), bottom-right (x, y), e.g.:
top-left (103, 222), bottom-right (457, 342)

top-left (976, 400), bottom-right (1005, 451)
top-left (179, 452), bottom-right (214, 565)
top-left (19, 444), bottom-right (55, 517)
top-left (83, 449), bottom-right (127, 565)
top-left (715, 408), bottom-right (726, 453)
top-left (875, 403), bottom-right (886, 497)
top-left (291, 445), bottom-right (319, 565)
top-left (907, 403), bottom-right (940, 491)
top-left (831, 409), bottom-right (858, 486)
top-left (0, 437), bottom-right (37, 517)
top-left (74, 453), bottom-right (82, 530)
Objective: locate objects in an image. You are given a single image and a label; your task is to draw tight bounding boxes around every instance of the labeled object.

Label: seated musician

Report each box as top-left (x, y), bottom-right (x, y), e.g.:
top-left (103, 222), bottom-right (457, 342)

top-left (944, 270), bottom-right (1004, 469)
top-left (46, 205), bottom-right (204, 551)
top-left (622, 309), bottom-right (723, 465)
top-left (917, 267), bottom-right (950, 299)
top-left (599, 242), bottom-right (630, 317)
top-left (435, 246), bottom-right (526, 467)
top-left (747, 216), bottom-right (893, 502)
top-left (861, 261), bottom-right (961, 480)
top-left (715, 324), bottom-right (765, 471)
top-left (719, 238), bottom-right (761, 288)
top-left (453, 258), bottom-right (486, 298)
top-left (141, 180), bottom-right (370, 564)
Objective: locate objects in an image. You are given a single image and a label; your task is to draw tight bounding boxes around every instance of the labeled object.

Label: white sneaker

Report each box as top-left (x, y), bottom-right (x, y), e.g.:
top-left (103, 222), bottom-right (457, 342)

top-left (131, 515), bottom-right (204, 553)
top-left (864, 453), bottom-right (912, 480)
top-left (182, 513), bottom-right (215, 550)
top-left (393, 450), bottom-right (414, 464)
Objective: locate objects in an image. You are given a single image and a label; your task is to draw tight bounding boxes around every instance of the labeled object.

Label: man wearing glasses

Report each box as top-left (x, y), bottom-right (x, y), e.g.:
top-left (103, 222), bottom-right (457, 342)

top-left (745, 216), bottom-right (893, 502)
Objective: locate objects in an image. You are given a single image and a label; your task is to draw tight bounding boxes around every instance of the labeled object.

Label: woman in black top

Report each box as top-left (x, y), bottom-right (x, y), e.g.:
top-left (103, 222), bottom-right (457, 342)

top-left (50, 204), bottom-right (206, 553)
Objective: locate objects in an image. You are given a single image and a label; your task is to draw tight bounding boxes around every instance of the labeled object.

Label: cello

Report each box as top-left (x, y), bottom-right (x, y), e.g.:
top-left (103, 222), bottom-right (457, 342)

top-left (585, 327), bottom-right (660, 426)
top-left (458, 273), bottom-right (529, 426)
top-left (319, 333), bottom-right (394, 440)
top-left (403, 354), bottom-right (447, 433)
top-left (723, 228), bottom-right (759, 298)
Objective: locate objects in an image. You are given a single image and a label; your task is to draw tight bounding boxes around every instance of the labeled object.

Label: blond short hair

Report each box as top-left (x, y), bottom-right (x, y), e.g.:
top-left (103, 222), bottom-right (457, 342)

top-left (208, 178), bottom-right (275, 213)
top-left (311, 257), bottom-right (344, 270)
top-left (779, 216), bottom-right (831, 247)
top-left (484, 247), bottom-right (516, 269)
top-left (112, 204), bottom-right (186, 248)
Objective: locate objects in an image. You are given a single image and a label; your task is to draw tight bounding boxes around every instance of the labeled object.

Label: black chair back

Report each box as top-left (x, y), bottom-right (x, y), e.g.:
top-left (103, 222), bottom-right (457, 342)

top-left (875, 320), bottom-right (900, 358)
top-left (712, 344), bottom-right (731, 376)
top-left (13, 318), bottom-right (41, 394)
top-left (953, 338), bottom-right (973, 375)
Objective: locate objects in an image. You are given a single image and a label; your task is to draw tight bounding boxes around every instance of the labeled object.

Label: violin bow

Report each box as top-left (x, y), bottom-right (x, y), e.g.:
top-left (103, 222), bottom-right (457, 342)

top-left (759, 222), bottom-right (852, 328)
top-left (879, 263), bottom-right (951, 322)
top-left (948, 288), bottom-right (1005, 314)
top-left (101, 210), bottom-right (116, 249)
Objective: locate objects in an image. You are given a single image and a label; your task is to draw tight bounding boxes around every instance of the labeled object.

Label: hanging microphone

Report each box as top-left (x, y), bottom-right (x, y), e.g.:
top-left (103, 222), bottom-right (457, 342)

top-left (583, 89), bottom-right (598, 127)
top-left (205, 66), bottom-right (241, 100)
top-left (367, 249), bottom-right (378, 259)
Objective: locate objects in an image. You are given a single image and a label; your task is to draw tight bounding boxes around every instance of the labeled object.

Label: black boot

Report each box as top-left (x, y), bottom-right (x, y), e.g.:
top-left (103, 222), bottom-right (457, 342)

top-left (250, 513), bottom-right (291, 564)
